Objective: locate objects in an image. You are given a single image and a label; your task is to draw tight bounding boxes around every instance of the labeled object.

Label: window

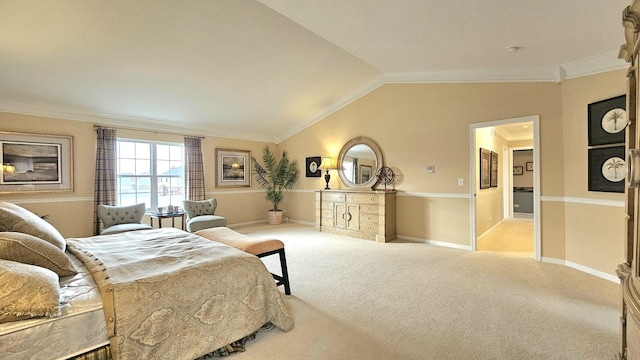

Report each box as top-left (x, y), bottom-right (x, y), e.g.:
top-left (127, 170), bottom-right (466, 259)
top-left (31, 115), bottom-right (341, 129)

top-left (116, 140), bottom-right (184, 210)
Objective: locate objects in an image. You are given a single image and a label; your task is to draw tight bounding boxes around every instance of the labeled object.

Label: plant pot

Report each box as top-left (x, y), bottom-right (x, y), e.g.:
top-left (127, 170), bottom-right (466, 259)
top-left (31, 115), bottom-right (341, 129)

top-left (268, 210), bottom-right (284, 225)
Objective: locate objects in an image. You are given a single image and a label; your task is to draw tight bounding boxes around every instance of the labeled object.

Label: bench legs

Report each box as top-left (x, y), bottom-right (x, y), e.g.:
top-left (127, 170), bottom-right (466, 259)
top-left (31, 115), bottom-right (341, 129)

top-left (258, 248), bottom-right (291, 295)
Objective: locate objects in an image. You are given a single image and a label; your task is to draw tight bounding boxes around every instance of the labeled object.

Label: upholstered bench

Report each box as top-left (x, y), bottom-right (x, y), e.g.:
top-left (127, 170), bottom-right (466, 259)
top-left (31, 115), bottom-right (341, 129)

top-left (195, 227), bottom-right (291, 295)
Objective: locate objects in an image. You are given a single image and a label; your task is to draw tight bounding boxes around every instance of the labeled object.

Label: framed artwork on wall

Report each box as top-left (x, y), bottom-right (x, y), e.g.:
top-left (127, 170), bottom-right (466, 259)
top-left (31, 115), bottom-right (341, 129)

top-left (588, 95), bottom-right (626, 146)
top-left (479, 148), bottom-right (490, 189)
top-left (215, 148), bottom-right (251, 187)
top-left (305, 156), bottom-right (321, 177)
top-left (526, 162), bottom-right (533, 171)
top-left (490, 151), bottom-right (498, 187)
top-left (513, 166), bottom-right (523, 176)
top-left (588, 146), bottom-right (625, 193)
top-left (360, 165), bottom-right (372, 183)
top-left (0, 131), bottom-right (73, 193)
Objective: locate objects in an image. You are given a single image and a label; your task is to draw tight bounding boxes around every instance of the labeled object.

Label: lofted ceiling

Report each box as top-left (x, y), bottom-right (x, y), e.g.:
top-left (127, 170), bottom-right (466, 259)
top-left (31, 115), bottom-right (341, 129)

top-left (0, 0), bottom-right (630, 143)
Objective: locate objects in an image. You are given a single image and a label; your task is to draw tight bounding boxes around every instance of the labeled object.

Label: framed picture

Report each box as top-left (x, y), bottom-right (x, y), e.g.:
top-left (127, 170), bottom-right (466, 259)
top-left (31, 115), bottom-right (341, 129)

top-left (479, 148), bottom-right (490, 189)
top-left (0, 131), bottom-right (73, 193)
top-left (526, 162), bottom-right (533, 171)
top-left (360, 165), bottom-right (372, 183)
top-left (306, 156), bottom-right (321, 177)
top-left (588, 146), bottom-right (625, 193)
top-left (490, 151), bottom-right (498, 188)
top-left (215, 148), bottom-right (251, 187)
top-left (588, 95), bottom-right (626, 146)
top-left (513, 166), bottom-right (523, 175)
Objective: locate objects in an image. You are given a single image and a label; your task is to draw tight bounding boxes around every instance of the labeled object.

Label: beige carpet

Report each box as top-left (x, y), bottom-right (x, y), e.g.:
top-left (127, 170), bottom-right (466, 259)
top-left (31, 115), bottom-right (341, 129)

top-left (477, 220), bottom-right (534, 254)
top-left (229, 222), bottom-right (619, 360)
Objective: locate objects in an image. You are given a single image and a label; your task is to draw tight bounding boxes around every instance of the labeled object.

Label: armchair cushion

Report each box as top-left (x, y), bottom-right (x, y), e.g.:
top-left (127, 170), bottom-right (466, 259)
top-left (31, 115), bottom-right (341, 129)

top-left (97, 203), bottom-right (152, 235)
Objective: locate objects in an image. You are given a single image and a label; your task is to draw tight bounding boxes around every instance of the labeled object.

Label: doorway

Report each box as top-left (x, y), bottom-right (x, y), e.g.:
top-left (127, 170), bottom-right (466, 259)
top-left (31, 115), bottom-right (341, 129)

top-left (469, 115), bottom-right (540, 260)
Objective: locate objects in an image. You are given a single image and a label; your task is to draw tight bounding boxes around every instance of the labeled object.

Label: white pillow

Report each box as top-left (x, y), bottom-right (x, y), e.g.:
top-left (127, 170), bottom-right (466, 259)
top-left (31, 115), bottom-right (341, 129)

top-left (0, 259), bottom-right (61, 323)
top-left (0, 201), bottom-right (66, 251)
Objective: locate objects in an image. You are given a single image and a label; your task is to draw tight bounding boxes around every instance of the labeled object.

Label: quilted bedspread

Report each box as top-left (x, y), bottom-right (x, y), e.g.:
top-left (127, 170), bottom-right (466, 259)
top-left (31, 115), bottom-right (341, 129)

top-left (66, 228), bottom-right (294, 360)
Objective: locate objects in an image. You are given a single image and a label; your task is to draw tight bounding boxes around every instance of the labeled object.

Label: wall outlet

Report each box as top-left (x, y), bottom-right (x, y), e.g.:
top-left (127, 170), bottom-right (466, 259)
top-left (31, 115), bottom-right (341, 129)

top-left (458, 178), bottom-right (464, 186)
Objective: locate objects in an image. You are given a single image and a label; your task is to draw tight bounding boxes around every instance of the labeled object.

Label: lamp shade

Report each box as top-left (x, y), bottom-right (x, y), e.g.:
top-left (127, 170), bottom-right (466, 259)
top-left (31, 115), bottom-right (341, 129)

top-left (319, 157), bottom-right (337, 170)
top-left (2, 164), bottom-right (15, 173)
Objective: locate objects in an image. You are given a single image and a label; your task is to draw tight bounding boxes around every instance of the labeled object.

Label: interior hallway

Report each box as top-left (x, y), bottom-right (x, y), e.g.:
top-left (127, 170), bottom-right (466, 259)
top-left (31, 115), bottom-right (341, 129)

top-left (477, 218), bottom-right (534, 255)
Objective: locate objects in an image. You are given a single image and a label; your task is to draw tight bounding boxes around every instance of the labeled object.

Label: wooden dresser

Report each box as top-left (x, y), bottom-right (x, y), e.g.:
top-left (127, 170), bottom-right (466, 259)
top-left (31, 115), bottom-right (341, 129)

top-left (315, 189), bottom-right (396, 242)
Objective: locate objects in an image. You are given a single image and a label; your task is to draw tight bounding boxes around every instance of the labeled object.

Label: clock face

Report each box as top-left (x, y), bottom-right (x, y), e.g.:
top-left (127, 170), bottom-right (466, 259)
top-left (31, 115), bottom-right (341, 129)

top-left (601, 156), bottom-right (625, 182)
top-left (601, 108), bottom-right (627, 134)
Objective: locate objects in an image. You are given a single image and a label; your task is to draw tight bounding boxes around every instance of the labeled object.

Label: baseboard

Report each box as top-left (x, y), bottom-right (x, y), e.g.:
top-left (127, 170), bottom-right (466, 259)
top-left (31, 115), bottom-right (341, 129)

top-left (396, 235), bottom-right (472, 251)
top-left (541, 257), bottom-right (620, 283)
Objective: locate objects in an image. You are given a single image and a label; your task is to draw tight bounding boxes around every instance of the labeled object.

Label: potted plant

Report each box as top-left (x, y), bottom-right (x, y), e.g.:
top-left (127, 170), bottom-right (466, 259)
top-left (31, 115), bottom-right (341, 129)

top-left (252, 145), bottom-right (299, 224)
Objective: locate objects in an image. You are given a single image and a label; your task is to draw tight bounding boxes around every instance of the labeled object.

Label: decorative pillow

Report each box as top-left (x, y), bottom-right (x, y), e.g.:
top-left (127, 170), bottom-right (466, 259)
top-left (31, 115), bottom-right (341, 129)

top-left (0, 232), bottom-right (78, 277)
top-left (0, 201), bottom-right (66, 251)
top-left (0, 259), bottom-right (61, 323)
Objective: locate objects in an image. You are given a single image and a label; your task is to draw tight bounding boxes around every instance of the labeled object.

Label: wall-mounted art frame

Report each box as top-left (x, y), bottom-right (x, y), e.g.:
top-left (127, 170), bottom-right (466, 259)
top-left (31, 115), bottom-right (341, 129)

top-left (215, 148), bottom-right (251, 187)
top-left (588, 145), bottom-right (625, 193)
top-left (490, 151), bottom-right (498, 188)
top-left (306, 156), bottom-right (321, 177)
top-left (526, 162), bottom-right (533, 171)
top-left (513, 166), bottom-right (523, 175)
top-left (0, 131), bottom-right (73, 193)
top-left (479, 148), bottom-right (490, 189)
top-left (588, 95), bottom-right (626, 146)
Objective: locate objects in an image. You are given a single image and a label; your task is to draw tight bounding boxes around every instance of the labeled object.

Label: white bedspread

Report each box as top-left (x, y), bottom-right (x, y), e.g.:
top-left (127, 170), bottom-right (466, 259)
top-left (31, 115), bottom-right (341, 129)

top-left (66, 228), bottom-right (293, 360)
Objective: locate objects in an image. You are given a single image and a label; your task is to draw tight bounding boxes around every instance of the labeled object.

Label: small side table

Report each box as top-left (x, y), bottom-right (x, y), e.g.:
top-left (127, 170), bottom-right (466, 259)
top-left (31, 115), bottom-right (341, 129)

top-left (149, 212), bottom-right (185, 230)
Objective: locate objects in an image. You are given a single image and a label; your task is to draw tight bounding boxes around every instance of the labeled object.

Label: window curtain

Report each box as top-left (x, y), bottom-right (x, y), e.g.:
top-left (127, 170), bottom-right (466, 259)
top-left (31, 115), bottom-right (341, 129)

top-left (93, 127), bottom-right (117, 235)
top-left (184, 136), bottom-right (205, 201)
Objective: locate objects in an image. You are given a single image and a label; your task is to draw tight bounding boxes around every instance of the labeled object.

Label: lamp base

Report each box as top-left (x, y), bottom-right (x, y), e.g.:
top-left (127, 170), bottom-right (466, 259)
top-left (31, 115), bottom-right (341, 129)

top-left (324, 171), bottom-right (331, 190)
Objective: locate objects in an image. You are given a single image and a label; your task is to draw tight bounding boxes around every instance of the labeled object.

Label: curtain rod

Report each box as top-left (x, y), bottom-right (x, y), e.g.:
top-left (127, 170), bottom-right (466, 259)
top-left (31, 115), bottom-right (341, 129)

top-left (93, 124), bottom-right (204, 139)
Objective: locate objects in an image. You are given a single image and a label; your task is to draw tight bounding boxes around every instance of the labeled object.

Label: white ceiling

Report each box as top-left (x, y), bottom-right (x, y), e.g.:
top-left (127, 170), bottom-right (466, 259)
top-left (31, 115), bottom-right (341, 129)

top-left (0, 0), bottom-right (630, 142)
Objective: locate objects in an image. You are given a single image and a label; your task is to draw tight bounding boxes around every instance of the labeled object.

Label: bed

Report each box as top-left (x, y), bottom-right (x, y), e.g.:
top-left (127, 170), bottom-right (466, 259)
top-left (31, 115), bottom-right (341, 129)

top-left (0, 201), bottom-right (294, 359)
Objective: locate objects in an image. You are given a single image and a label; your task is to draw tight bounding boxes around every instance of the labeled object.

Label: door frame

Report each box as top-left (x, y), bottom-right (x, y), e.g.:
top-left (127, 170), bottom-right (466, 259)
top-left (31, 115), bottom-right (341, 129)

top-left (469, 115), bottom-right (541, 261)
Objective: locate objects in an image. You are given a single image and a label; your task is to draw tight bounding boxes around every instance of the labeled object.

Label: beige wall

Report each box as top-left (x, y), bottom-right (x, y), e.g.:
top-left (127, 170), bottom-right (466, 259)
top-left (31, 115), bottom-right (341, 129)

top-left (0, 112), bottom-right (276, 237)
top-left (560, 70), bottom-right (627, 275)
top-left (0, 68), bottom-right (628, 277)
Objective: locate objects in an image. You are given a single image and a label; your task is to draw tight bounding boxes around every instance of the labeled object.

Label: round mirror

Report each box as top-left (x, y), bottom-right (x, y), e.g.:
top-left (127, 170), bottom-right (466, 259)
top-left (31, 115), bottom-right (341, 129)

top-left (337, 136), bottom-right (384, 189)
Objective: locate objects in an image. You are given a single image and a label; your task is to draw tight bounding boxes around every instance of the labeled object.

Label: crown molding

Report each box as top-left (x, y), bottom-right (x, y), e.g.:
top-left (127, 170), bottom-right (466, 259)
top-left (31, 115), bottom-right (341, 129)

top-left (0, 99), bottom-right (277, 143)
top-left (560, 51), bottom-right (628, 79)
top-left (384, 66), bottom-right (563, 83)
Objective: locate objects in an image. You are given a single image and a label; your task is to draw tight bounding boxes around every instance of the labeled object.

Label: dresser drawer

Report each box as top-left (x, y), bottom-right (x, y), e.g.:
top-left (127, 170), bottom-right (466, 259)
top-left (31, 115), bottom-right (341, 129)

top-left (360, 213), bottom-right (379, 224)
top-left (322, 192), bottom-right (346, 202)
top-left (345, 193), bottom-right (379, 204)
top-left (360, 204), bottom-right (378, 214)
top-left (360, 222), bottom-right (379, 233)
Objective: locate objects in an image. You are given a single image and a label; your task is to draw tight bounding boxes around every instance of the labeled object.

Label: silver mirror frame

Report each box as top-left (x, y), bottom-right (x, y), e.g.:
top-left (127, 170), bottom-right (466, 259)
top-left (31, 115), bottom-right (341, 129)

top-left (337, 136), bottom-right (384, 189)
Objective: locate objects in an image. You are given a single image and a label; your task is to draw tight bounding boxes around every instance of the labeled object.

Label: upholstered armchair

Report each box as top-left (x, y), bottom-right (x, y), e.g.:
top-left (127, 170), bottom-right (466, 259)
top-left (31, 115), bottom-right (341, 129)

top-left (97, 203), bottom-right (153, 235)
top-left (182, 199), bottom-right (227, 232)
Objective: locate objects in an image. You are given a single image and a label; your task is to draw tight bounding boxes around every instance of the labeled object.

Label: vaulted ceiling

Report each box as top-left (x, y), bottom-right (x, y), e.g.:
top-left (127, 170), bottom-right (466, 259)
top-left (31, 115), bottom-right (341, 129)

top-left (0, 0), bottom-right (629, 142)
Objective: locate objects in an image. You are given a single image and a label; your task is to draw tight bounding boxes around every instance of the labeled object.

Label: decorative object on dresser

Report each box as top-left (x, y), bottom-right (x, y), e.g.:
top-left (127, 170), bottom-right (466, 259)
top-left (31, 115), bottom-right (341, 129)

top-left (617, 4), bottom-right (640, 359)
top-left (319, 157), bottom-right (337, 189)
top-left (252, 146), bottom-right (299, 225)
top-left (375, 166), bottom-right (395, 191)
top-left (316, 189), bottom-right (396, 242)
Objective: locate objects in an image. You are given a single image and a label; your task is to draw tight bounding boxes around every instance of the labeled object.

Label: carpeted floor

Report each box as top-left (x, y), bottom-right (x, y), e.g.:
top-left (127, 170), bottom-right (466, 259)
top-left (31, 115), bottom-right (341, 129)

top-left (477, 219), bottom-right (534, 254)
top-left (229, 222), bottom-right (620, 360)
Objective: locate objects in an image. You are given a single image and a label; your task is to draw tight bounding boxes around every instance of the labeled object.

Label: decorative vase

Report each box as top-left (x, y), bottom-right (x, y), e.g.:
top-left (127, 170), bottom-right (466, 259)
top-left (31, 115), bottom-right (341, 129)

top-left (268, 210), bottom-right (284, 225)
